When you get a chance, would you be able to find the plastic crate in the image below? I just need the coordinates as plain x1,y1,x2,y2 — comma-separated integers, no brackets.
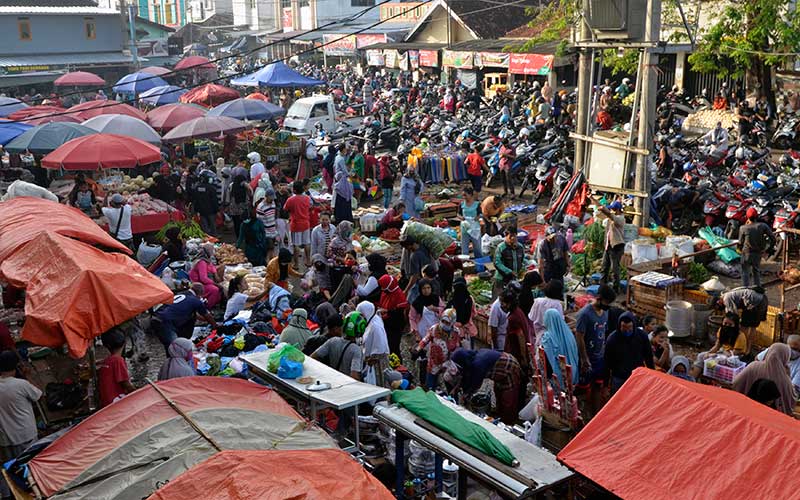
474,256,492,272
703,357,746,384
359,213,382,233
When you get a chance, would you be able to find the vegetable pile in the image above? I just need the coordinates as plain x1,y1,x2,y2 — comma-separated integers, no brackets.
380,228,401,240
467,278,493,305
155,220,207,241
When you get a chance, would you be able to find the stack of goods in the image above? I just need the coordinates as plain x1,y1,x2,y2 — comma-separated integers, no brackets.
401,221,454,258
682,109,736,133
408,151,467,184
223,263,266,297
193,323,278,377
125,193,177,216
467,277,493,306
629,272,685,321
703,355,746,384
216,243,248,266
358,236,393,256
407,440,436,478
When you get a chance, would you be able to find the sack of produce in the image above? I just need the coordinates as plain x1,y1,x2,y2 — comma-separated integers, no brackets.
401,221,454,258
267,344,305,373
697,227,739,263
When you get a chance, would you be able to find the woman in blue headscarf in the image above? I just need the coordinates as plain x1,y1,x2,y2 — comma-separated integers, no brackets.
333,171,354,223
540,308,579,387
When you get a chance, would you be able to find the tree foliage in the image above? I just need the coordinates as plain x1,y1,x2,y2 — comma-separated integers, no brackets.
516,0,575,56
601,49,639,76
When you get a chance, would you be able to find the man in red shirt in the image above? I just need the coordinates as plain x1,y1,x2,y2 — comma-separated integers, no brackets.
283,180,312,269
98,330,135,407
465,144,487,193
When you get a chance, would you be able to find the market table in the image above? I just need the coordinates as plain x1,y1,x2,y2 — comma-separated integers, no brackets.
99,211,184,234
241,347,390,453
374,396,574,500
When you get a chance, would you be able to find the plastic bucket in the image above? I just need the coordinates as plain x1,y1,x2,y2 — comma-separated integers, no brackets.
665,300,694,337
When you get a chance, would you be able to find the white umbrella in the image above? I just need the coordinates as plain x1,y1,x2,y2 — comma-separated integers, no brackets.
82,114,162,145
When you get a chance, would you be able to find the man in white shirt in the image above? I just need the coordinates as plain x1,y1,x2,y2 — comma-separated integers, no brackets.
102,193,133,250
247,151,265,180
488,296,509,351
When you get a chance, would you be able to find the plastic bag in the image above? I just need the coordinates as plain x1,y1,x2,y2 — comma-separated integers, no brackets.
277,357,303,379
364,365,377,386
267,344,306,373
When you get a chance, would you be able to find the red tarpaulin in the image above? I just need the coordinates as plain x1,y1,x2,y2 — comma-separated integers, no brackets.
150,449,394,500
28,377,337,498
174,55,215,70
180,84,240,108
508,53,554,75
558,368,800,500
68,100,147,121
0,197,130,263
0,231,172,358
41,133,161,170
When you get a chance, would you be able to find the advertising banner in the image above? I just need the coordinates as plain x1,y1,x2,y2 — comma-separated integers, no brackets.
323,34,357,56
442,50,473,69
508,53,554,75
419,49,438,67
356,34,386,49
475,51,509,68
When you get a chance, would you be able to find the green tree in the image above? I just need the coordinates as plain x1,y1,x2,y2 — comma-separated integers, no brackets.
688,0,800,101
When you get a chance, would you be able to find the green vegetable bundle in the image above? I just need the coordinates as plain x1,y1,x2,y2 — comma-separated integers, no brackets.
467,279,493,305
155,220,207,242
583,222,606,260
401,221,454,258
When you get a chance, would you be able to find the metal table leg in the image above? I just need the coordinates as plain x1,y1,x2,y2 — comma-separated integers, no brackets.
354,404,360,453
435,454,443,493
395,432,406,499
457,467,467,500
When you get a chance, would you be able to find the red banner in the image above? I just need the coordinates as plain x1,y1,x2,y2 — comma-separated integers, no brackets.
418,49,438,67
282,7,292,29
355,34,386,49
323,34,356,56
508,53,554,75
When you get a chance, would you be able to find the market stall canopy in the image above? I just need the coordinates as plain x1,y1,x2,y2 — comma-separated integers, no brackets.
558,368,800,500
140,66,171,77
5,122,96,154
28,377,337,498
0,197,130,264
174,55,216,70
41,134,161,170
0,231,171,357
146,102,207,132
150,449,394,500
244,92,270,102
139,85,187,106
207,98,285,121
7,105,66,121
230,61,324,87
162,115,248,143
179,83,240,107
53,71,105,87
82,114,161,145
20,113,81,126
113,71,168,95
69,101,147,121
0,120,33,145
0,97,29,118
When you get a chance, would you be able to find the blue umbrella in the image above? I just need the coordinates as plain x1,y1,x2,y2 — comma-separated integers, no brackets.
139,85,187,106
0,97,29,118
0,121,33,145
113,72,168,95
208,98,285,121
5,122,96,154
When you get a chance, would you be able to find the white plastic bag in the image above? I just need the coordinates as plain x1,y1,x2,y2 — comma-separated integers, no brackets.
364,365,377,386
518,393,541,422
2,180,59,202
520,394,543,446
524,418,542,447
417,307,438,338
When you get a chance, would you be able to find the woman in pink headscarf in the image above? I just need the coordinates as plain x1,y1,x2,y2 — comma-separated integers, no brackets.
189,243,222,308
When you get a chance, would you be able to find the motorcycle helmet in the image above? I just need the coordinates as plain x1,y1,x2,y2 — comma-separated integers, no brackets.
780,153,793,167
682,161,694,172
461,129,471,139
518,127,530,140
544,128,557,142
735,147,747,161
343,311,366,339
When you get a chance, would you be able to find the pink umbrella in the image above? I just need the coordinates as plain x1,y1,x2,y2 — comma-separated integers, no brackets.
174,56,215,71
41,134,161,170
54,71,105,87
146,103,207,132
69,101,147,121
7,105,66,121
179,84,239,108
140,66,171,77
22,113,82,126
162,116,248,143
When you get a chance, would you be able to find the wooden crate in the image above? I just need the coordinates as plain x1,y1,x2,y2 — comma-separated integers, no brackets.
754,306,782,348
683,288,713,307
474,313,491,345
628,281,684,322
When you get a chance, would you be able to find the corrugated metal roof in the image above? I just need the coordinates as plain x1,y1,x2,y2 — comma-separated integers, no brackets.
0,6,119,14
0,51,132,67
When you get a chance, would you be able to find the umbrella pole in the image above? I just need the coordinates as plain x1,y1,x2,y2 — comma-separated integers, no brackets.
145,378,223,451
88,344,98,412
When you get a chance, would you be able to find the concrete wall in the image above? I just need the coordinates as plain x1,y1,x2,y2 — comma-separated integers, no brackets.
0,13,123,55
411,5,474,43
314,0,379,26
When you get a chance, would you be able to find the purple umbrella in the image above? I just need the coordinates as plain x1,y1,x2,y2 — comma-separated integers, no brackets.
161,116,248,143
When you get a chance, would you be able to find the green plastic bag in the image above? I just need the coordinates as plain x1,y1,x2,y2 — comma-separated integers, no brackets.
698,227,740,263
267,344,306,373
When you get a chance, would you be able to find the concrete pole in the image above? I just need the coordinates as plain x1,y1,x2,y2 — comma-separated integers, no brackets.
633,0,661,226
574,0,592,173
128,5,139,70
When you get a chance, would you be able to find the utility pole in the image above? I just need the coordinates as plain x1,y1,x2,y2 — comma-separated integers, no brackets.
633,0,661,226
128,4,139,69
574,0,591,173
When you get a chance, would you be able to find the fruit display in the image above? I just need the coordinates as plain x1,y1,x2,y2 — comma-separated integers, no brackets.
682,109,736,132
380,228,401,240
100,175,155,195
215,243,248,266
126,193,177,216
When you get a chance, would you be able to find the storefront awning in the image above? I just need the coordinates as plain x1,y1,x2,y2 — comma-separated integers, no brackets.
0,51,134,72
0,71,62,88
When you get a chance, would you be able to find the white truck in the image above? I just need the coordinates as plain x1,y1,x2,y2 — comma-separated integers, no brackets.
282,95,361,138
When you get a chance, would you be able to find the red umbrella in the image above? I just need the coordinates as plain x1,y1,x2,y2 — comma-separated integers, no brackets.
245,92,270,102
162,116,248,143
21,113,81,126
146,103,207,132
179,84,239,108
69,101,147,121
174,56,215,71
140,66,171,77
41,134,161,170
54,71,105,87
7,105,66,121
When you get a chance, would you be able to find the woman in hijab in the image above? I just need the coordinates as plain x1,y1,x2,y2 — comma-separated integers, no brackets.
237,204,268,266
733,343,797,415
334,170,354,223
668,355,696,382
357,301,390,387
158,338,195,381
416,308,461,390
378,275,408,357
451,348,522,424
447,276,477,347
188,243,222,307
400,167,420,218
327,220,354,265
266,247,301,290
409,278,444,340
164,226,184,262
356,253,387,303
280,308,313,348
541,308,579,387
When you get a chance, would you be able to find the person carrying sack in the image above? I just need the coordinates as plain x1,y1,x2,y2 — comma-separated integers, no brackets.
103,193,134,251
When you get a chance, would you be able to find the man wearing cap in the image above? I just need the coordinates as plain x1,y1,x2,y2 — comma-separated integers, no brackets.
537,225,570,283
598,200,625,292
0,351,42,498
102,192,133,250
738,207,775,287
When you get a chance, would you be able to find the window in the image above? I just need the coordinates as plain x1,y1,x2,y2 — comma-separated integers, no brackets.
165,2,174,24
85,17,96,39
311,103,328,118
280,0,291,7
153,4,160,23
351,0,374,6
18,17,31,41
248,0,255,9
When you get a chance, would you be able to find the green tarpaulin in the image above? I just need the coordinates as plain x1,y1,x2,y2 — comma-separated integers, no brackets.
391,388,516,466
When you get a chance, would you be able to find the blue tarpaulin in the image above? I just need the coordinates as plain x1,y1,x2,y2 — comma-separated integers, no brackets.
230,62,324,88
0,120,33,145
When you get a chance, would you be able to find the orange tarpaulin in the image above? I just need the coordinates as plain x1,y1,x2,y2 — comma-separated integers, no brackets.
149,449,394,500
558,368,800,500
0,232,172,358
0,197,130,263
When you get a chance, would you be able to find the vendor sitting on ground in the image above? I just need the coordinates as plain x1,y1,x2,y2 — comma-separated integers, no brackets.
155,283,218,348
690,312,748,379
280,308,313,348
756,334,800,393
189,243,223,308
261,281,293,324
158,338,196,381
266,248,302,290
378,202,405,233
650,325,673,371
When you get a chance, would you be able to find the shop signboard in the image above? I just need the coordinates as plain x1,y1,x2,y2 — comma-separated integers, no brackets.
475,51,509,68
508,53,554,75
442,50,473,69
282,7,293,31
384,50,398,68
356,34,386,49
408,50,420,69
419,49,438,67
323,34,357,56
367,50,385,66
